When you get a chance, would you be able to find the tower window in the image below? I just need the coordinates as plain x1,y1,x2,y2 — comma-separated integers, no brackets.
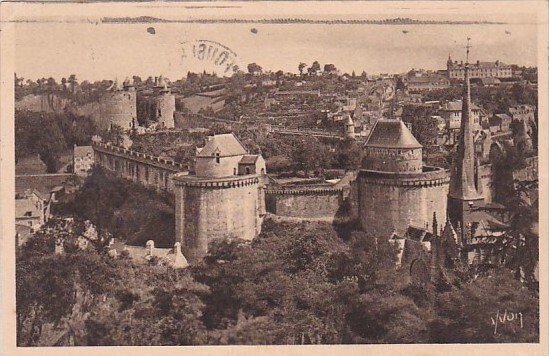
215,153,220,164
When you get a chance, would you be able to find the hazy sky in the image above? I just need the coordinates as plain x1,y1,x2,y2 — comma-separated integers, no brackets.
7,1,540,82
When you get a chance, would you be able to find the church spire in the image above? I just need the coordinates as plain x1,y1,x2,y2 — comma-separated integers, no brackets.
448,38,482,202
447,39,484,241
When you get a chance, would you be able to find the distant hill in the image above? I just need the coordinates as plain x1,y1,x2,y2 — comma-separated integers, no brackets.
102,17,505,25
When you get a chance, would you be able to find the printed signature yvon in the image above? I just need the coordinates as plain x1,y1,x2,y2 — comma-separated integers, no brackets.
491,310,524,335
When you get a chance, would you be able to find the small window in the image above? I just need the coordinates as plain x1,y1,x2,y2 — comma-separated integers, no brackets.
215,153,220,164
233,168,237,175
245,167,251,174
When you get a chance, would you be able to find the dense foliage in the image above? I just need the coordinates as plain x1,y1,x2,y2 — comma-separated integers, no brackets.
15,110,99,172
56,166,175,248
17,215,539,345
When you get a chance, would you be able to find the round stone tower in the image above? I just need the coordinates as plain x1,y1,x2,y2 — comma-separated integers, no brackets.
357,119,449,238
100,79,137,131
153,76,176,129
173,133,266,263
344,114,355,139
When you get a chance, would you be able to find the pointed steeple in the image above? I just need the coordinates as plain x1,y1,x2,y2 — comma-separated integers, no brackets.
448,39,483,202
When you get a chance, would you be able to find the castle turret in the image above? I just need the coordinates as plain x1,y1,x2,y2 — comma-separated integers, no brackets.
152,76,175,129
100,78,137,132
344,114,355,139
173,133,266,263
447,40,485,243
357,119,449,238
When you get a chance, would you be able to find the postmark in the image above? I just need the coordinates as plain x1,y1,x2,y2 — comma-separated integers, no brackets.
181,39,240,76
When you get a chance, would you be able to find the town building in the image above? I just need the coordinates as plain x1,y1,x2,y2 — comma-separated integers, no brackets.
15,189,49,231
488,113,513,135
405,70,450,92
73,145,94,176
439,100,485,145
509,104,536,124
172,133,267,262
447,56,513,80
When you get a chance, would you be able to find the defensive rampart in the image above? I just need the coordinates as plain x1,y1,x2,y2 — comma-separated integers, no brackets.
92,143,187,192
265,186,347,220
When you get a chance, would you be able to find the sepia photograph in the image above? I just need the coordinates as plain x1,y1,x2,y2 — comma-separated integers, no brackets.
0,1,547,353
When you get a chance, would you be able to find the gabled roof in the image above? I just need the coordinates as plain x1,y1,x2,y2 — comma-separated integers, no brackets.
405,225,434,242
15,174,73,198
365,119,422,149
239,155,260,165
15,199,41,219
197,133,247,158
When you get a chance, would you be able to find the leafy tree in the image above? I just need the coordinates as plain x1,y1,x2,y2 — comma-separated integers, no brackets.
247,63,262,75
430,269,539,343
401,105,439,146
308,61,321,75
298,62,307,76
335,139,363,170
324,64,337,73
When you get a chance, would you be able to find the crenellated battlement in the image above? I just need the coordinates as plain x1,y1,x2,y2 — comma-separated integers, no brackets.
359,166,450,187
264,186,343,195
93,142,186,172
173,174,260,189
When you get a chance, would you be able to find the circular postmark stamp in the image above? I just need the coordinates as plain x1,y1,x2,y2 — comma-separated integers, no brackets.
180,39,241,76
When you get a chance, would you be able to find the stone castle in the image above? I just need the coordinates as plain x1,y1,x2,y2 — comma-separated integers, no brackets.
92,50,536,268
95,77,176,133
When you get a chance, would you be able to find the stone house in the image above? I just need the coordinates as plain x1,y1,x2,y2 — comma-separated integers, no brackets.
73,145,94,176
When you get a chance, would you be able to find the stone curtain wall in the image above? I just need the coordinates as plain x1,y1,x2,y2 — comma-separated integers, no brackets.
265,188,345,220
93,143,186,192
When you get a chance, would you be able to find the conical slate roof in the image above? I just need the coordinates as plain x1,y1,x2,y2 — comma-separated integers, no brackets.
365,119,422,149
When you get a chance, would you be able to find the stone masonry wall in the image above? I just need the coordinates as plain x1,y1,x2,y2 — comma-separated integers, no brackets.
265,188,345,219
174,177,260,262
93,143,186,192
358,169,449,238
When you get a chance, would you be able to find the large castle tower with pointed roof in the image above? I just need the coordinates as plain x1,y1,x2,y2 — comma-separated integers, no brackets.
357,119,450,238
